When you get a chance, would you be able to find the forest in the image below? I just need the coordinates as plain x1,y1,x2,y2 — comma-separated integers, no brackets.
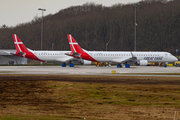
0,0,180,55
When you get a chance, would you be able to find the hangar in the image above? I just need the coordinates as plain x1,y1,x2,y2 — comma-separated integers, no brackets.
0,50,27,65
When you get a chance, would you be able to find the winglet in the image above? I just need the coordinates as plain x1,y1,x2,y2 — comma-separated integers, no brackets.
130,51,137,60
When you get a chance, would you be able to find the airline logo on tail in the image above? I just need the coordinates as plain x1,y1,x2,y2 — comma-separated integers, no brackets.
13,34,23,52
12,34,29,54
12,34,44,62
67,34,84,53
68,34,78,53
67,34,97,62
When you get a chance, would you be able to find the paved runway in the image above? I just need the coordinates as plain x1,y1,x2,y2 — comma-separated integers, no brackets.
0,65,179,76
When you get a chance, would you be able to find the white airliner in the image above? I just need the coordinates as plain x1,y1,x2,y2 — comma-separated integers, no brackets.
11,34,91,66
66,34,178,67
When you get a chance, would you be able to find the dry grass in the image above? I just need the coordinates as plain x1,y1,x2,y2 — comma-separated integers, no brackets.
0,74,180,120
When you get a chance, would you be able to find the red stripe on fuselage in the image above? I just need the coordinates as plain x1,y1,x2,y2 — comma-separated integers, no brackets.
70,51,97,62
26,51,45,62
81,52,97,62
16,50,45,62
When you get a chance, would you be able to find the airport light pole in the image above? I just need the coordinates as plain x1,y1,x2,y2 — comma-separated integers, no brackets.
134,3,139,51
106,43,108,51
38,8,46,51
52,43,54,51
52,43,54,64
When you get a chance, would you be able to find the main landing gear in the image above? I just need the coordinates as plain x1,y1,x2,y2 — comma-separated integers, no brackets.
61,63,66,67
61,63,74,67
117,64,130,68
125,64,130,68
69,63,74,67
117,64,123,68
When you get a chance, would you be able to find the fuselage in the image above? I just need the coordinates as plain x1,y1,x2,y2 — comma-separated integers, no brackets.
30,50,72,62
83,51,178,63
27,50,91,65
67,34,178,64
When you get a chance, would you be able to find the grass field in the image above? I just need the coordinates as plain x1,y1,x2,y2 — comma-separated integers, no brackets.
0,75,180,120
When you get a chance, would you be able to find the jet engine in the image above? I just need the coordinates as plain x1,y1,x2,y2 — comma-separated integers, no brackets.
80,60,92,65
136,60,148,66
71,59,92,65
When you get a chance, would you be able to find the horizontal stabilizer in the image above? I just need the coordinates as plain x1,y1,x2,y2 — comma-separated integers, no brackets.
10,52,16,55
65,52,80,57
130,52,137,60
3,51,16,55
16,51,26,57
71,52,80,56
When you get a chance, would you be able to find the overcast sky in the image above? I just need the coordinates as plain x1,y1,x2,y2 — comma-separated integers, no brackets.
0,0,141,27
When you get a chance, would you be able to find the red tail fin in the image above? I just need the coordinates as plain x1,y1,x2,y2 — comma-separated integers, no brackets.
12,34,29,53
67,34,84,53
67,34,97,62
12,34,45,62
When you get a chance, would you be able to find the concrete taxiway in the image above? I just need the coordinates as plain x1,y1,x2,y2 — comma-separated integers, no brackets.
0,65,179,76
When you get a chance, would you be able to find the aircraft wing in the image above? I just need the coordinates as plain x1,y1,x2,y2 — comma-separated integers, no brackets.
16,51,25,56
56,57,80,63
111,56,137,64
4,50,25,56
56,58,72,63
2,51,16,55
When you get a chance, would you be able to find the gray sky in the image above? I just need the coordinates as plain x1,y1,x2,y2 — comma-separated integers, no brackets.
0,0,141,27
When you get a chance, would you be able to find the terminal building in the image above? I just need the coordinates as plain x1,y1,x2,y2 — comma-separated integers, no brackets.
0,50,27,65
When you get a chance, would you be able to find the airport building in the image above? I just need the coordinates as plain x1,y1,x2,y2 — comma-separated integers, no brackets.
0,50,27,65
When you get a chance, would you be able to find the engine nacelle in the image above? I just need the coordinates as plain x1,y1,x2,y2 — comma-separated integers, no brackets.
70,59,92,65
136,60,148,66
81,60,92,65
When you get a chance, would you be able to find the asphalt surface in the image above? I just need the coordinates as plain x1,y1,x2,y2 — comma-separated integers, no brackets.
0,65,180,76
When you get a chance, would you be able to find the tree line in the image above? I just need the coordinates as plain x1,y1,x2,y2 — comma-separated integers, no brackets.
0,0,180,55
